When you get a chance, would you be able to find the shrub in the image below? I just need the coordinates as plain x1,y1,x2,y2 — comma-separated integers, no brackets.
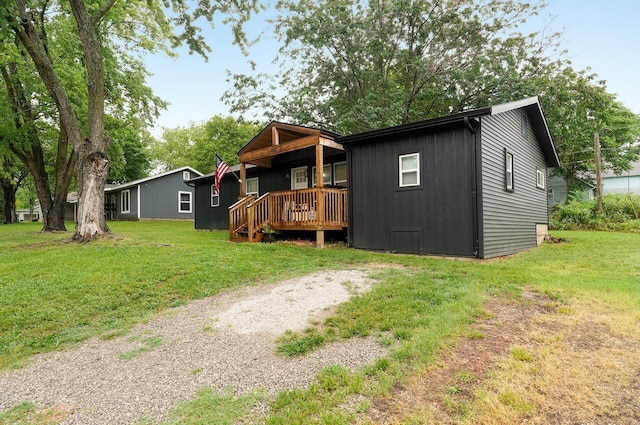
550,194,640,232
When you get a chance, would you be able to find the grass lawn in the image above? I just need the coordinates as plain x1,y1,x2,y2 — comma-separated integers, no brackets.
1,222,639,424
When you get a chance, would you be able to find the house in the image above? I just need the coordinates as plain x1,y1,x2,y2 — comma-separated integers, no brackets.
602,161,640,195
191,97,559,259
190,122,347,246
547,173,594,207
105,166,202,220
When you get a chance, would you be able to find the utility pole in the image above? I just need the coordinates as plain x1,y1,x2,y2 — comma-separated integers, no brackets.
594,128,603,213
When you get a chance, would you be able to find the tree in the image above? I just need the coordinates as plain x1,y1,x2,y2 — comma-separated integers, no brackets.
223,0,640,195
528,67,640,197
0,152,28,224
224,0,560,133
150,116,262,173
2,0,258,241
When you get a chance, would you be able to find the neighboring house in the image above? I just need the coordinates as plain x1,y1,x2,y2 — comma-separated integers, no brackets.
192,97,559,259
547,173,594,207
16,208,40,222
105,166,202,220
602,161,640,195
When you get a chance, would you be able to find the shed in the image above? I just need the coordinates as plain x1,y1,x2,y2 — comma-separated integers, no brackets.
338,97,560,258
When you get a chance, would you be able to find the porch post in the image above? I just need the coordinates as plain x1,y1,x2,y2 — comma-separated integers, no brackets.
240,163,246,197
315,143,325,248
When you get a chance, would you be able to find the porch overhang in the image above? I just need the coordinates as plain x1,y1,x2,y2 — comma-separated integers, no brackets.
238,121,344,167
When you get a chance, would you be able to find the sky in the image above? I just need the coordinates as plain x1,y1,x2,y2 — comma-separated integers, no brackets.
144,0,640,136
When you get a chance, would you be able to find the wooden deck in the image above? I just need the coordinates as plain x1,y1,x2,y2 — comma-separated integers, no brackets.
229,188,347,243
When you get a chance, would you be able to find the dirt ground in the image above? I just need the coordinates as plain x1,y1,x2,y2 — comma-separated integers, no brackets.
359,290,640,425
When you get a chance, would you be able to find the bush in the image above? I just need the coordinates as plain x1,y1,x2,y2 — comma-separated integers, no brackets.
550,194,640,232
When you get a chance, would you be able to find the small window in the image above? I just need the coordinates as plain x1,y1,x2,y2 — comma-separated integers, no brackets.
505,150,514,191
334,162,347,187
399,153,420,187
536,169,546,189
548,189,554,199
178,191,192,213
211,184,220,207
246,177,259,196
121,189,130,213
183,171,190,180
312,164,332,187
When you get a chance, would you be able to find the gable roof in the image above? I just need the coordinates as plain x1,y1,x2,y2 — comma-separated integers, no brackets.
105,166,202,192
338,96,560,167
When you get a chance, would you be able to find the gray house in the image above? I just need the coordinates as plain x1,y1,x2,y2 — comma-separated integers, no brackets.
105,166,202,220
339,97,559,258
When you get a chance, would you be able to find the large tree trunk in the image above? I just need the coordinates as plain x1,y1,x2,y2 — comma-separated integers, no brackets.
74,142,110,240
1,179,18,224
69,0,114,241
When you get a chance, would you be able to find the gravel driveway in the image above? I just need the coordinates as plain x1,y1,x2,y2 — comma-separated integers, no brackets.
0,269,388,424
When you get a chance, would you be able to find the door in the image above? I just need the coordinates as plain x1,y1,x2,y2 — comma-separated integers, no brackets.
291,166,308,190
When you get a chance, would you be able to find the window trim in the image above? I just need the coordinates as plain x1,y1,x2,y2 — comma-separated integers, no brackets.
505,150,514,192
178,191,192,214
246,177,259,197
333,161,347,186
210,184,220,207
121,189,130,214
399,153,420,188
536,169,546,190
182,170,190,180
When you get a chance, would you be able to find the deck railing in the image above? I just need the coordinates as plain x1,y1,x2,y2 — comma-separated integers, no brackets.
229,188,347,242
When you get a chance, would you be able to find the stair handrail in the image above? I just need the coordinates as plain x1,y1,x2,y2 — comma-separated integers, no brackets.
228,194,255,237
246,192,271,242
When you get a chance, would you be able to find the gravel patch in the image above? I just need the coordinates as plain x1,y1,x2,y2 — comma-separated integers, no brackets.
0,269,388,424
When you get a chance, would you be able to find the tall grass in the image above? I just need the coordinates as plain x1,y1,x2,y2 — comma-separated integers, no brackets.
550,193,640,232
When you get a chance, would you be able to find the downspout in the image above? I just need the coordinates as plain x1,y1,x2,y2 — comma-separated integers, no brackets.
465,117,482,258
137,184,141,220
344,145,354,247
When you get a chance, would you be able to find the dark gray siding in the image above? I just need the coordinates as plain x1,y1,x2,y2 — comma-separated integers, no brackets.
139,171,195,219
480,110,549,258
348,124,476,256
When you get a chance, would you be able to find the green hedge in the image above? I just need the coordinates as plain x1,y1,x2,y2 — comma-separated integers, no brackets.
550,194,640,232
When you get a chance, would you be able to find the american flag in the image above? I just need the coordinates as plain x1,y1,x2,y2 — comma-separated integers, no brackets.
214,154,230,194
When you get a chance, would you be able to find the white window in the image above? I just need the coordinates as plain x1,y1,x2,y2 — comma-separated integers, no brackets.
399,153,419,187
312,164,332,187
183,171,190,180
505,151,514,191
334,162,347,186
211,184,219,207
178,191,192,213
121,189,130,213
246,177,259,196
536,169,546,189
